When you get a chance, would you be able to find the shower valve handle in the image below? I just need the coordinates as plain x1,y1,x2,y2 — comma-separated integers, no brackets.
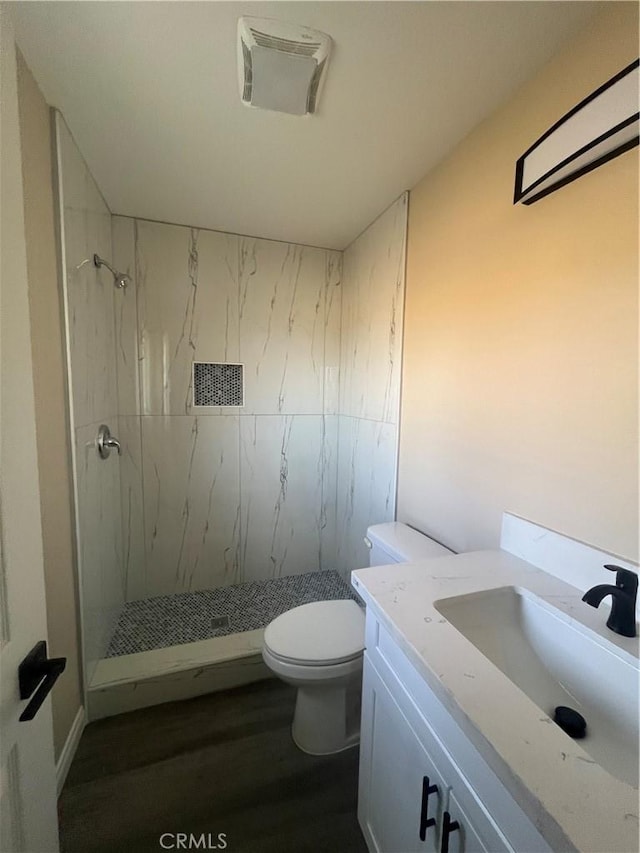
106,436,122,455
97,424,122,459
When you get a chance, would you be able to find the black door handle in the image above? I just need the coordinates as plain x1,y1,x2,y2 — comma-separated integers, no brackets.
18,641,66,722
419,775,438,841
440,810,460,853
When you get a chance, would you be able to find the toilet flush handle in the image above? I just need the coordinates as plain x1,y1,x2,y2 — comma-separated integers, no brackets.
364,537,372,549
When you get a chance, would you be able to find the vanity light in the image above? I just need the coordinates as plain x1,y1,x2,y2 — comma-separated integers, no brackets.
514,58,639,205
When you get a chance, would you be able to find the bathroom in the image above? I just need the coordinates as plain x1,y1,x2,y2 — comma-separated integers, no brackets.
1,1,638,852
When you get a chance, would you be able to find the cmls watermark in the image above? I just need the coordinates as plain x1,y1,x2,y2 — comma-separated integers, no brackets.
160,833,227,850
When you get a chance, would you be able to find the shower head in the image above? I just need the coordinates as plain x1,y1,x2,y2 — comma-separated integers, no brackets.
93,254,129,289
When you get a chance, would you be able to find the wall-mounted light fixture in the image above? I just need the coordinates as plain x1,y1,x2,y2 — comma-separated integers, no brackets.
514,59,639,205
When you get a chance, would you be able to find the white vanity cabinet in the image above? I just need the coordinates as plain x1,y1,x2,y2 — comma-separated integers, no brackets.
359,657,446,852
358,611,552,853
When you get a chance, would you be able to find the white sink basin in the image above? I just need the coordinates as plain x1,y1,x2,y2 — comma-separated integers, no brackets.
434,585,639,787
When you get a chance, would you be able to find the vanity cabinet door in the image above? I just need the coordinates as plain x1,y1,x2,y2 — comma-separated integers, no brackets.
359,656,446,853
441,789,499,853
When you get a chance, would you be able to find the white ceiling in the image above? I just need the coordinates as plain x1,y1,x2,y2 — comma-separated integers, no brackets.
11,1,600,249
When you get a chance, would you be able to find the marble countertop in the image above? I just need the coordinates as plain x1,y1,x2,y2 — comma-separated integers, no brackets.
352,550,639,853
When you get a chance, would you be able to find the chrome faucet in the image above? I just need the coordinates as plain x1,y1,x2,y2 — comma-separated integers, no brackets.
582,565,637,638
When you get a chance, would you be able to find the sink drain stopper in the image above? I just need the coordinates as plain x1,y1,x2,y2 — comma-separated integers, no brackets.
554,706,587,739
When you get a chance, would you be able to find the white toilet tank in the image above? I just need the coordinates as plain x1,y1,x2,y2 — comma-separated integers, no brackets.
365,522,453,566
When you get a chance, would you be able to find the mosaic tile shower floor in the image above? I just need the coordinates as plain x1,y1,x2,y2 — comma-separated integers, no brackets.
106,570,359,657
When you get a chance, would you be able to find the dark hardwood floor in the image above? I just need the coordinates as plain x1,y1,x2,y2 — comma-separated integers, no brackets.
59,679,368,853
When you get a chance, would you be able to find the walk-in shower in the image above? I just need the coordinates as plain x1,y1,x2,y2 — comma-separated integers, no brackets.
55,109,407,720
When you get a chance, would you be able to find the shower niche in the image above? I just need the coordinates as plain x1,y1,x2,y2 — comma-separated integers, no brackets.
192,362,245,408
55,110,407,719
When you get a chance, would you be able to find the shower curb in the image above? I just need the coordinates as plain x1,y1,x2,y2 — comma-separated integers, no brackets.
87,629,270,721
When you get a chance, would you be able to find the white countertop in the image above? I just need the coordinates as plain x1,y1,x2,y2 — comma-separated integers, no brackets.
352,550,639,853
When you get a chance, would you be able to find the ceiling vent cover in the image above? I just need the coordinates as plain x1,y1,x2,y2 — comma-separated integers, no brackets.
238,17,332,116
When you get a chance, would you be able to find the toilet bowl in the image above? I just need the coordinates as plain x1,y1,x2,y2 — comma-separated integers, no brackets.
262,523,454,755
263,599,365,755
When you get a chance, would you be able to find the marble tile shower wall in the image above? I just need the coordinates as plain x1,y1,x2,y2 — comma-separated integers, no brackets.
336,193,408,575
111,216,342,599
56,115,125,682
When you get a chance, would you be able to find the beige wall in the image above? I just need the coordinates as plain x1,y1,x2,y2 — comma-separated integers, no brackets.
398,5,639,561
17,52,83,760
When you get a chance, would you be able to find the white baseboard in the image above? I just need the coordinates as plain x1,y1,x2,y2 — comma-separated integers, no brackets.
56,705,85,796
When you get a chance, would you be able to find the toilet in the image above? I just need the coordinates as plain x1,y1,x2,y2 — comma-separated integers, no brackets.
262,522,453,755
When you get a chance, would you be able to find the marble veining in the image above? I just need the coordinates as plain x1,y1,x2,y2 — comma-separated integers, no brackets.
137,219,239,416
88,630,270,720
239,414,326,582
239,238,330,415
336,417,398,577
141,415,241,596
56,114,125,684
74,420,124,682
111,216,139,417
117,415,145,601
113,216,345,598
340,194,407,424
110,217,147,603
319,414,339,570
323,252,342,415
61,210,118,428
335,194,408,579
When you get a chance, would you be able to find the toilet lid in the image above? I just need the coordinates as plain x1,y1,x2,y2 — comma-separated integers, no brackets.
264,600,365,665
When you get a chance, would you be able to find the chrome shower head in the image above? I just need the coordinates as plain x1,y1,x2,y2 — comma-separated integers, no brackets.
93,254,129,289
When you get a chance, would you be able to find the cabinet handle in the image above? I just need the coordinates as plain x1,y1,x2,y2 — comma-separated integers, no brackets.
440,811,460,853
419,775,438,841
